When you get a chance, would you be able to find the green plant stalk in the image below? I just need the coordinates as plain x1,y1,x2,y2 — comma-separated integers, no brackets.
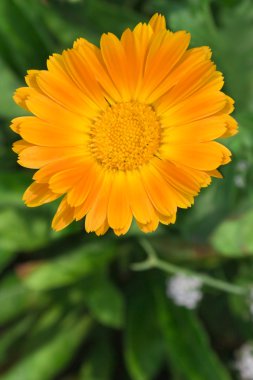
131,239,247,296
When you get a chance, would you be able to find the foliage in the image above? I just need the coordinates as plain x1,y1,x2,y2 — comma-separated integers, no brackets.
0,0,253,378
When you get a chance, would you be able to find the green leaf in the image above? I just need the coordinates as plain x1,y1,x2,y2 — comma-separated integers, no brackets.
124,274,165,380
0,58,23,118
0,316,34,364
0,275,43,325
84,275,124,328
0,0,52,75
0,207,53,254
25,243,117,290
79,330,114,380
0,250,17,273
0,172,55,254
210,209,253,257
154,274,232,380
47,0,142,45
1,315,91,380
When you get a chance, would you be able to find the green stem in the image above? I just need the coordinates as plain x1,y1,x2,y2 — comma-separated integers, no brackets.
131,239,247,296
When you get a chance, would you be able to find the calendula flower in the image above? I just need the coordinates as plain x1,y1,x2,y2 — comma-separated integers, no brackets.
11,14,237,236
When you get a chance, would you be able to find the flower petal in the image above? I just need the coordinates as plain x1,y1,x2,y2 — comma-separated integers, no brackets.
23,182,60,207
107,172,132,231
160,141,231,170
52,197,75,231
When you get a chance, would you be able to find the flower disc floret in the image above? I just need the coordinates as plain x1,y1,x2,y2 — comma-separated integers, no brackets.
90,102,161,171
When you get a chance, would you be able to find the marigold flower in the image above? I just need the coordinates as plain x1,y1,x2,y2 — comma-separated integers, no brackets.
11,14,238,236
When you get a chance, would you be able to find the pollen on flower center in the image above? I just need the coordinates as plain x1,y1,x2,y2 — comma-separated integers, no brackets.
90,102,161,171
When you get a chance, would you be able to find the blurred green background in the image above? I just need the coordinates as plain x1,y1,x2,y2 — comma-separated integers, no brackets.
1,0,253,379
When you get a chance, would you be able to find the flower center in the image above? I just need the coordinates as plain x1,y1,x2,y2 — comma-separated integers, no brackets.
90,102,161,171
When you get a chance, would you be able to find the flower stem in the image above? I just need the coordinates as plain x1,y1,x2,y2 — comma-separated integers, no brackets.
131,238,247,296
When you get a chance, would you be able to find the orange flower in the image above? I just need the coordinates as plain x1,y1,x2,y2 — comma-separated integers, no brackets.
11,14,237,236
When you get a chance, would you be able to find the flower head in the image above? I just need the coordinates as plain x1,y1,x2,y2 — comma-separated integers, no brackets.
11,14,237,236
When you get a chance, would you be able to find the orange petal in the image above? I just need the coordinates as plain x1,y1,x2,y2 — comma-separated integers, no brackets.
74,167,105,221
159,90,228,126
18,146,84,169
25,70,44,94
67,162,100,207
100,33,130,101
207,169,223,178
147,46,211,103
160,141,231,170
107,172,132,231
12,139,33,154
10,116,30,134
36,70,99,118
126,170,156,224
137,216,159,233
157,212,176,225
156,60,219,110
85,171,112,233
75,37,121,103
162,117,227,144
52,197,75,231
120,22,156,100
23,182,60,207
62,49,107,110
221,114,238,137
13,87,32,111
138,30,190,102
153,160,195,207
94,219,110,236
18,116,89,147
141,164,177,216
149,13,166,33
33,155,88,183
49,165,87,195
26,93,90,132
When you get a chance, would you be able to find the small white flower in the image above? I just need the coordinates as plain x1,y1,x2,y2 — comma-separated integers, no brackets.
166,273,203,309
248,288,253,317
236,160,248,173
234,174,246,188
235,343,253,380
